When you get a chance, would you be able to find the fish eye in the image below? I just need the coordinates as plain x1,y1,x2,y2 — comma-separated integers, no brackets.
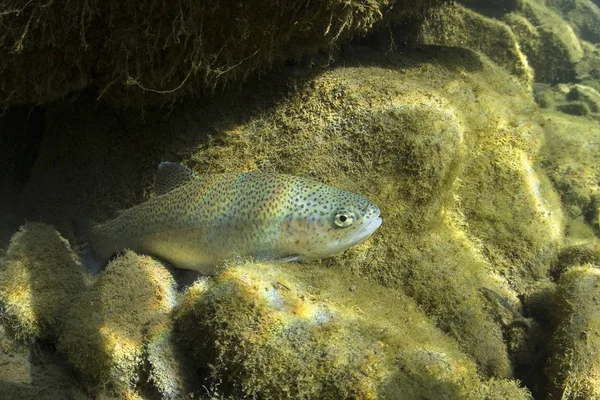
334,210,355,227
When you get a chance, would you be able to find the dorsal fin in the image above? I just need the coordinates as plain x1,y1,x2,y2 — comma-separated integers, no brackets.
155,162,199,195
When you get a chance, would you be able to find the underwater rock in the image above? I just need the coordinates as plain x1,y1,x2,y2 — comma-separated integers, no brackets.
574,41,600,90
539,110,600,231
56,251,177,394
546,0,600,44
547,266,600,399
555,242,600,278
176,261,532,399
0,223,89,342
503,0,584,83
557,101,591,116
418,4,533,85
190,55,562,378
534,87,555,109
566,84,600,112
145,316,199,399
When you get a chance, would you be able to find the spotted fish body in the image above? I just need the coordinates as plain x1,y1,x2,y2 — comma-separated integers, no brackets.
89,162,382,274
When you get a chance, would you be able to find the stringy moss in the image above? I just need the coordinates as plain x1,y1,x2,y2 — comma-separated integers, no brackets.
0,0,450,108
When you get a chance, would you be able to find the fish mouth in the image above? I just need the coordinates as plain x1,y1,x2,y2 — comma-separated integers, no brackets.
349,215,382,246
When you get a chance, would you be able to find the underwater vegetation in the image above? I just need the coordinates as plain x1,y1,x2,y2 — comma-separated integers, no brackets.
1,0,600,399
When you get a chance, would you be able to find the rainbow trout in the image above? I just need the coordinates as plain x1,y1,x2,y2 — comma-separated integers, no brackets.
87,162,382,274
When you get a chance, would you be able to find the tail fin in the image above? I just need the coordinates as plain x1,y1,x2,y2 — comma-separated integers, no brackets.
72,219,107,275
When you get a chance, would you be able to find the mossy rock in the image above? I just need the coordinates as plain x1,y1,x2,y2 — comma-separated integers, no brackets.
0,223,90,342
567,84,600,112
56,251,177,394
503,0,584,83
555,241,600,278
145,316,200,399
418,4,533,84
546,0,600,44
539,110,600,231
546,265,600,399
557,101,591,116
575,41,600,85
176,261,531,399
534,88,555,108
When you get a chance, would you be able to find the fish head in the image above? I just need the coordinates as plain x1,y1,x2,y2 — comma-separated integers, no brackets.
283,186,382,260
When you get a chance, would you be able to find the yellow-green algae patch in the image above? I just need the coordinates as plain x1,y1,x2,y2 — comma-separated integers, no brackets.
176,261,531,399
547,265,600,399
56,251,177,394
0,222,90,342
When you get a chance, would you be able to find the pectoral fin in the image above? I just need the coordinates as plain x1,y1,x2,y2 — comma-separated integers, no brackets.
273,255,300,263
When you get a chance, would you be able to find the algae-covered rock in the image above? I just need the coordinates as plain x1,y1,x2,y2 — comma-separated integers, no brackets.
0,223,89,342
557,101,592,116
182,53,561,376
176,261,531,399
533,82,600,120
418,4,533,84
575,41,600,87
503,0,584,83
547,0,600,44
0,0,451,107
57,251,177,393
539,110,600,229
547,266,600,399
555,241,600,277
145,316,199,399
